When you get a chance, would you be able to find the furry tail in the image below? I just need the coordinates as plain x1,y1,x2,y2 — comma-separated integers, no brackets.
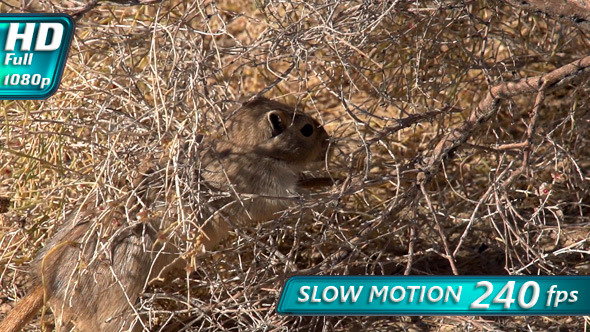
0,285,45,332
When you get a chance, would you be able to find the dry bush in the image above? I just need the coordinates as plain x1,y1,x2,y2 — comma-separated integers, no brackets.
0,0,589,331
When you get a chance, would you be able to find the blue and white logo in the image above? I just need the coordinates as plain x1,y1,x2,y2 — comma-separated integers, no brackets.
0,14,74,99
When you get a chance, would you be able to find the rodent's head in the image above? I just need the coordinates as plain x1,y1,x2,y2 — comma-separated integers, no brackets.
225,97,330,171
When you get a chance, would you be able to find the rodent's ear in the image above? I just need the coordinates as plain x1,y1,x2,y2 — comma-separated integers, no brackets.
267,111,286,137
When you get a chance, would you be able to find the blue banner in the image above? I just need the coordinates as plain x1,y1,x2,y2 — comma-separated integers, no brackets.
0,14,74,99
277,276,590,315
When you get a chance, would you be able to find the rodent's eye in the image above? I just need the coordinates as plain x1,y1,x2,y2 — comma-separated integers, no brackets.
300,124,314,137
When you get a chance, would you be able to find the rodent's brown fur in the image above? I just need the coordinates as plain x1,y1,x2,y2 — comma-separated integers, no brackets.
0,97,330,332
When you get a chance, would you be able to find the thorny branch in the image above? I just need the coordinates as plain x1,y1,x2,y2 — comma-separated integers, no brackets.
502,0,590,32
305,55,590,275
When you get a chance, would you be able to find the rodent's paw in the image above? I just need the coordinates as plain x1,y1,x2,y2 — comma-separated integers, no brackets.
195,235,208,254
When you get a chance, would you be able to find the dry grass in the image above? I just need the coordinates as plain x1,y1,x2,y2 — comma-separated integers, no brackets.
0,0,589,331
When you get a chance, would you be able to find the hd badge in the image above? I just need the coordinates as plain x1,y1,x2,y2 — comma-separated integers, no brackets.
0,14,74,99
